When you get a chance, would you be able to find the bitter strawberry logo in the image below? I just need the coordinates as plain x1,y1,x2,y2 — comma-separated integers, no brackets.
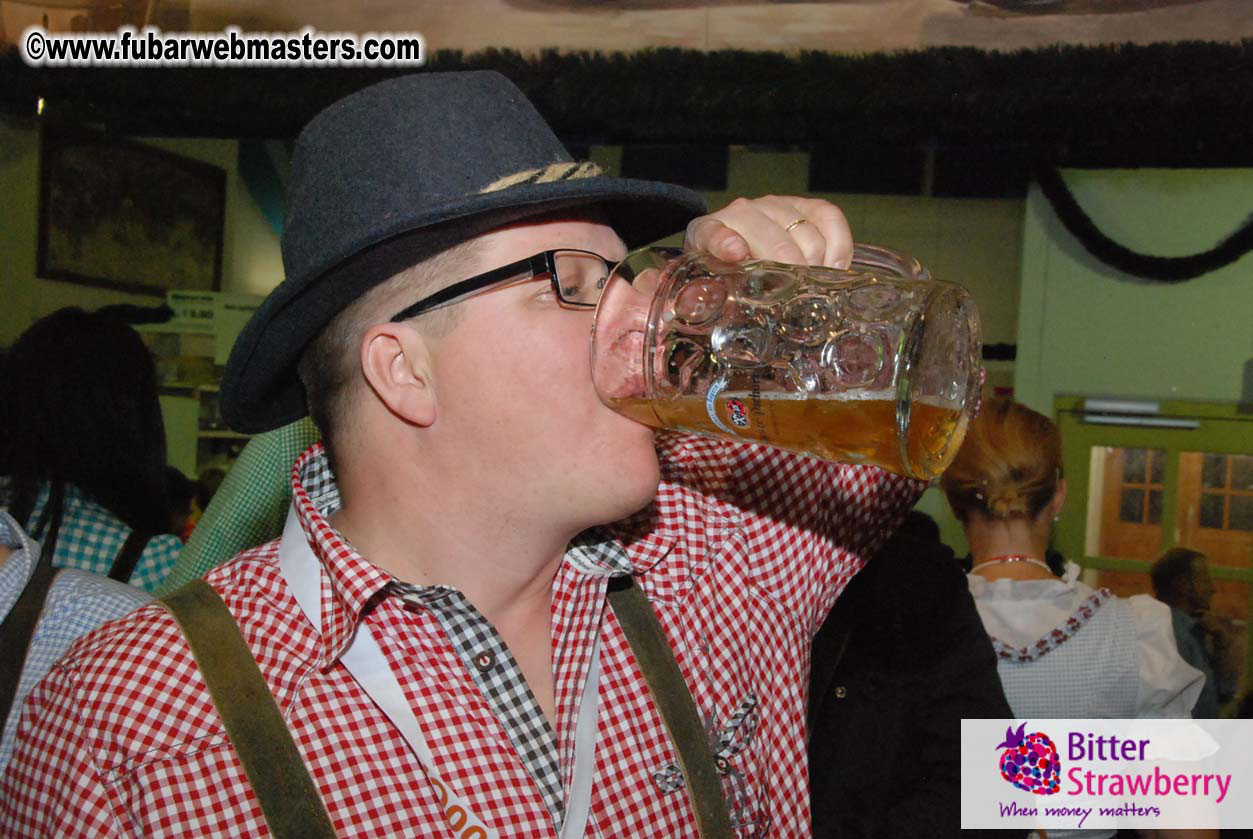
996,722,1061,795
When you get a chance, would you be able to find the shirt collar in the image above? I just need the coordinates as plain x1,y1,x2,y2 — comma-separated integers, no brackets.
289,444,393,668
287,443,677,667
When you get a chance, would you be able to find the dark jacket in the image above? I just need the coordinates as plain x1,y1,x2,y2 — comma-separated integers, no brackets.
807,528,1023,839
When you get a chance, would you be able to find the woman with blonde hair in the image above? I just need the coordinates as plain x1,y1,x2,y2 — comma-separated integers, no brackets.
942,399,1201,718
941,400,1203,839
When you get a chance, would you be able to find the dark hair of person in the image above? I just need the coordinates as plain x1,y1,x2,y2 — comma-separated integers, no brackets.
0,308,171,557
196,466,227,512
896,510,942,544
1236,690,1253,720
165,466,197,520
1150,546,1207,607
1044,547,1066,578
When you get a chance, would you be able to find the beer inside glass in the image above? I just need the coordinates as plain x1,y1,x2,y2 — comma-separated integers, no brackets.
590,245,982,480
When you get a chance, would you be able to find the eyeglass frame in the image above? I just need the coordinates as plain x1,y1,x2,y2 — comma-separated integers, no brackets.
389,248,615,322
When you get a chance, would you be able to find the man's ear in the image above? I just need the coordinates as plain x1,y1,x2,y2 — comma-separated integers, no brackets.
359,322,437,427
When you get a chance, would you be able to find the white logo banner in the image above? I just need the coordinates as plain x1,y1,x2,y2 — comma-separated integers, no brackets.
961,719,1250,830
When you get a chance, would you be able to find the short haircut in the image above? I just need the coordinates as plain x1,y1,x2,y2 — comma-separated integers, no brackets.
1151,547,1207,606
941,399,1062,522
297,206,613,475
297,239,479,475
165,466,197,517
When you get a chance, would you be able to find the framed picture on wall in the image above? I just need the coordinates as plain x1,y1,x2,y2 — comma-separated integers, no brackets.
37,125,226,296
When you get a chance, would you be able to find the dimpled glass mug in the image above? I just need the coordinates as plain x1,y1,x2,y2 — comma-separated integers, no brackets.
590,244,982,480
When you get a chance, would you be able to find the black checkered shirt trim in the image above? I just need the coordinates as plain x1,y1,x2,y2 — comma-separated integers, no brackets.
300,455,633,826
388,580,565,822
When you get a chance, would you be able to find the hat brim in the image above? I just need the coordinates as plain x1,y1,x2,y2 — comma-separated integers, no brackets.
221,175,705,434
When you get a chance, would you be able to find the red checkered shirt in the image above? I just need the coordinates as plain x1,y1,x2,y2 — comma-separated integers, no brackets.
0,435,921,839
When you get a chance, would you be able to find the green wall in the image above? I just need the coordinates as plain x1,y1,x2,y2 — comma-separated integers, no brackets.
0,121,283,347
1015,168,1253,416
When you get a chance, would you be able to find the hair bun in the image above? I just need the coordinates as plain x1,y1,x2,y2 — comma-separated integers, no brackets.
985,490,1029,517
940,399,1063,524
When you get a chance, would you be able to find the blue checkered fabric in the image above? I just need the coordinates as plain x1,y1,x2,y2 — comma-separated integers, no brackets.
0,512,151,771
10,482,181,592
993,594,1139,720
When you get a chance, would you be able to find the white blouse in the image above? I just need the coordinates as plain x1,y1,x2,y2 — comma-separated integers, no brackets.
967,562,1203,719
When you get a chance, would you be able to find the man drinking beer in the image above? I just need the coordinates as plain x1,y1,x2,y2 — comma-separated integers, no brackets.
1,71,924,838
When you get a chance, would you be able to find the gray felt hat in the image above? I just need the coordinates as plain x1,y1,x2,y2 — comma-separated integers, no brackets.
221,70,706,433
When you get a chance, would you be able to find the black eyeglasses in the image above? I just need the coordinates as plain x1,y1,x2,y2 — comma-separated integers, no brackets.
389,249,615,322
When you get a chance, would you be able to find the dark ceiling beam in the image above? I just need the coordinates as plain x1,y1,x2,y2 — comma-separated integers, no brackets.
2,41,1251,168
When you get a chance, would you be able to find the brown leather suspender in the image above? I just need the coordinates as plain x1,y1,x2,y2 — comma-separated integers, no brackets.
159,581,338,839
160,575,732,839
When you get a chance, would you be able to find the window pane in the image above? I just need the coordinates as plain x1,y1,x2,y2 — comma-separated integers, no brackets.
1199,493,1225,529
1123,449,1147,484
1120,488,1145,523
1232,455,1253,491
1148,449,1165,485
1202,454,1227,489
1148,490,1163,524
1090,447,1165,561
1230,495,1253,532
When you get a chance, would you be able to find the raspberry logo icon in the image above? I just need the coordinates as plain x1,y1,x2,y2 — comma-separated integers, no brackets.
995,722,1060,795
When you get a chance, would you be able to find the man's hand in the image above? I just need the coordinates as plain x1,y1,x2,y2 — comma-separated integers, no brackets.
683,195,852,269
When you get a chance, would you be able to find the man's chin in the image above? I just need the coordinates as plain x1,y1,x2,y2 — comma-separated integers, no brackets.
595,459,661,528
628,469,663,513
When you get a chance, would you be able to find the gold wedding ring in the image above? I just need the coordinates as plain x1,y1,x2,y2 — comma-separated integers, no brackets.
785,218,810,233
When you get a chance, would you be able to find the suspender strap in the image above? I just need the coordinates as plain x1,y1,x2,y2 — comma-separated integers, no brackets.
158,576,728,839
607,576,734,839
159,580,338,839
108,529,151,583
0,549,58,733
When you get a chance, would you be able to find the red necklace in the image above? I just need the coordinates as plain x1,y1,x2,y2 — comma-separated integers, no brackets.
970,554,1052,574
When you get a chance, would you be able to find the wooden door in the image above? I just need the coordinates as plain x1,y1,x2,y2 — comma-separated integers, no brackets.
1097,447,1166,560
1055,397,1253,708
1178,452,1253,621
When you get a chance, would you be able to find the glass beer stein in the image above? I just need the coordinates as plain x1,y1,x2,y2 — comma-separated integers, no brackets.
590,245,982,480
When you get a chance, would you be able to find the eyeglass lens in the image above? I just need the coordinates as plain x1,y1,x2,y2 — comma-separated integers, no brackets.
554,250,611,306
